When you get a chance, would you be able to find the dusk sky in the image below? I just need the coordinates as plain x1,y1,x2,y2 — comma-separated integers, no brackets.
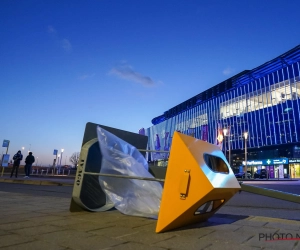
1,0,300,166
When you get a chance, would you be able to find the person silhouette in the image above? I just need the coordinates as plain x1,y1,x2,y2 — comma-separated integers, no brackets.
10,150,23,178
24,152,35,178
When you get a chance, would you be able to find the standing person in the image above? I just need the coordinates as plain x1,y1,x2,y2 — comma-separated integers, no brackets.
10,150,23,178
24,152,35,178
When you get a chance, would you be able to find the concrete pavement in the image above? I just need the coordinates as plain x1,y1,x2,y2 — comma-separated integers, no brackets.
0,175,74,186
0,176,299,249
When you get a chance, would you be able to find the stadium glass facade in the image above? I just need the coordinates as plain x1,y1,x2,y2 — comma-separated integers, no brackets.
144,45,300,179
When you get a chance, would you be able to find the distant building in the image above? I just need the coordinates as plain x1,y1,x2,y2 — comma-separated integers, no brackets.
145,45,300,179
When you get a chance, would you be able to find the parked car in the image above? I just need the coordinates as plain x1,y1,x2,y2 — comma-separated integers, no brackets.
254,169,267,179
235,171,251,179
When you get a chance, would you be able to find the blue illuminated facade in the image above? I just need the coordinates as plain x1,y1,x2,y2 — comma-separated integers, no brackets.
145,45,300,178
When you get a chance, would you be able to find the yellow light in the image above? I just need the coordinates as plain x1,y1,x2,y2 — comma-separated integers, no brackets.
217,134,224,143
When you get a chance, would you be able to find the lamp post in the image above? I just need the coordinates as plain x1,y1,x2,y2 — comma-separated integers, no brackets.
60,149,64,166
60,149,64,173
57,154,60,175
57,154,60,167
223,128,228,161
244,132,248,177
21,147,25,161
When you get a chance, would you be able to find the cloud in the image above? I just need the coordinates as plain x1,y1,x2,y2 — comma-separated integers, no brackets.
61,39,72,52
47,25,72,52
109,64,155,86
223,67,235,75
47,25,57,34
79,73,95,80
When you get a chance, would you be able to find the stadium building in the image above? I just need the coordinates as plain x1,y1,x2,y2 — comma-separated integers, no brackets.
143,45,300,179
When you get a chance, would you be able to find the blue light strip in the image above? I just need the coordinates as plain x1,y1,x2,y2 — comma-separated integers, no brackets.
196,106,198,137
273,71,282,145
294,62,300,142
209,101,213,143
264,76,271,145
236,87,242,149
248,80,256,147
228,90,234,150
246,82,253,148
183,108,186,134
230,93,233,150
207,100,212,143
285,67,293,143
279,69,288,144
243,84,247,147
259,78,267,146
267,74,276,144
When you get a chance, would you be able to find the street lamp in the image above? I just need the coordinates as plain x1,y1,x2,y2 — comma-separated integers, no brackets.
244,132,248,177
59,149,64,174
21,147,25,159
60,149,64,167
217,133,223,145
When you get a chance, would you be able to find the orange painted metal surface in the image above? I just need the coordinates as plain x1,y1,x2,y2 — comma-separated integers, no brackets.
156,132,240,233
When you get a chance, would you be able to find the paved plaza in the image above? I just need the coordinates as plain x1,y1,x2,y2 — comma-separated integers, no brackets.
0,176,299,249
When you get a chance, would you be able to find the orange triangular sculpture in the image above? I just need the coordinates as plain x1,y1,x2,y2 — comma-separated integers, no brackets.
156,132,240,233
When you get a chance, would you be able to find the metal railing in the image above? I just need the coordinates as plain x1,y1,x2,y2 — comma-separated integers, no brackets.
239,182,300,204
81,171,300,204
